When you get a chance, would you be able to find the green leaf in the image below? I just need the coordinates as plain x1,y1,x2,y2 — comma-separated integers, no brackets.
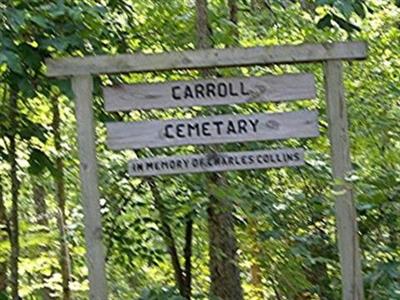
353,2,366,18
19,43,42,72
316,0,334,5
45,38,69,51
334,0,354,18
0,53,6,64
47,2,67,17
30,16,52,28
2,50,23,74
7,8,26,30
28,148,55,176
0,291,8,300
0,34,13,49
18,78,35,98
54,79,73,98
317,14,332,29
18,118,47,142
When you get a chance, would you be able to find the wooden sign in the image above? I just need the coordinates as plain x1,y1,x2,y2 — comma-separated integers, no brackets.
128,148,305,176
46,41,368,300
106,110,319,150
103,73,316,111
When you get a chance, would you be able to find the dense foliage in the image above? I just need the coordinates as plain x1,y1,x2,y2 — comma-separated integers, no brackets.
0,0,399,299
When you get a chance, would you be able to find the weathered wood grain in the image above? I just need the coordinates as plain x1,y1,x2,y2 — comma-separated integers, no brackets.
103,73,316,111
46,41,367,77
128,148,305,176
323,60,364,300
106,110,319,150
71,76,108,300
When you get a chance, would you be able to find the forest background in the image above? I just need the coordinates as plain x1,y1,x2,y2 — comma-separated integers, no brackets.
0,0,399,299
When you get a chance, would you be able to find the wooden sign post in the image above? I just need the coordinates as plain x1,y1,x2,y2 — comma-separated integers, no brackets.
46,41,367,300
71,76,108,300
324,60,364,299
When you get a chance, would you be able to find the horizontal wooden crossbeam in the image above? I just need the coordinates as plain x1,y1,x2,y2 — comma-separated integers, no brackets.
45,41,367,77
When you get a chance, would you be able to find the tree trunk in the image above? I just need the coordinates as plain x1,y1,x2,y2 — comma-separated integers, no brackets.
183,216,193,298
195,0,212,50
195,0,244,299
207,175,243,300
147,179,188,298
228,0,239,43
0,179,10,295
147,178,193,299
51,98,72,300
33,184,55,300
9,92,20,300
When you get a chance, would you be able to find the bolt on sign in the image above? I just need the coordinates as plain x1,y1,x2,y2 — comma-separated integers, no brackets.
45,41,368,300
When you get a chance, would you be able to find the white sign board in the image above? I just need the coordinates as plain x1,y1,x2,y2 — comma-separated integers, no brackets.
128,148,305,177
106,110,319,150
103,73,316,111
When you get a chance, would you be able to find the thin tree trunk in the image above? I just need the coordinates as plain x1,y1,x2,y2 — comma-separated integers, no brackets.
183,216,193,298
0,179,10,294
51,98,72,300
195,0,244,298
195,0,212,50
228,0,239,43
9,92,20,300
147,179,187,297
33,184,54,300
248,217,264,299
271,276,283,300
148,178,193,299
